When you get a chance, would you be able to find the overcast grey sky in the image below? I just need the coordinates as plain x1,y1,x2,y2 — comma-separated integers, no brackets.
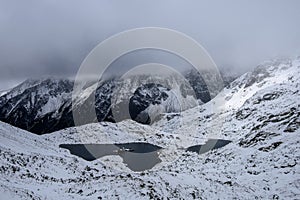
0,0,300,90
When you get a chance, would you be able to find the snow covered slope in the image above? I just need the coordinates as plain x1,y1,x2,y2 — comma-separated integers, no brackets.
0,57,299,199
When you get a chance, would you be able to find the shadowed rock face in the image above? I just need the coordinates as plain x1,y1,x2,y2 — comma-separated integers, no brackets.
0,79,75,134
129,83,170,124
0,70,233,134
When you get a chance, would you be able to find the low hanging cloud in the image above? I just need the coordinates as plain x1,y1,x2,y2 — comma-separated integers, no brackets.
0,0,300,90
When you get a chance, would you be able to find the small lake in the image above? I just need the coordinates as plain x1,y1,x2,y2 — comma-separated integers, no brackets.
186,139,231,154
59,142,162,172
60,139,231,171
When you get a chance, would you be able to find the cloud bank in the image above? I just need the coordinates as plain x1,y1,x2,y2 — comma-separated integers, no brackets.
0,0,300,90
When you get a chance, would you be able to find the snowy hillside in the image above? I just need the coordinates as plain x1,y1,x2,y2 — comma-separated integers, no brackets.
0,57,299,199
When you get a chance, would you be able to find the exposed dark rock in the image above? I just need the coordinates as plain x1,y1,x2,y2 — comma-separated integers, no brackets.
239,131,280,147
236,108,255,120
0,70,234,134
284,115,300,132
258,142,282,152
129,83,170,124
245,66,270,88
253,92,281,104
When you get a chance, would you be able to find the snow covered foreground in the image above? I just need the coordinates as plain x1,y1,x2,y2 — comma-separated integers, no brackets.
0,58,299,199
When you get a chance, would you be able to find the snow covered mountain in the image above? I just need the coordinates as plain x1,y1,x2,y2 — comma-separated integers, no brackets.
0,57,299,199
0,70,233,134
0,78,74,134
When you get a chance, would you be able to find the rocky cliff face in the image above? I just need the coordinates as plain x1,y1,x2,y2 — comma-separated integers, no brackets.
0,70,231,134
0,78,74,134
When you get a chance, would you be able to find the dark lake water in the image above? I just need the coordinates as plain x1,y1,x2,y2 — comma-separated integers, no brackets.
186,139,232,154
59,142,162,172
60,139,231,171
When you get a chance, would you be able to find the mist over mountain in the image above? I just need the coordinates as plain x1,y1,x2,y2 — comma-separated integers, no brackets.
1,1,300,90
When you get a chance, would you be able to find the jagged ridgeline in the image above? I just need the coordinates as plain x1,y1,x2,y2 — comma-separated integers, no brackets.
0,70,234,134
